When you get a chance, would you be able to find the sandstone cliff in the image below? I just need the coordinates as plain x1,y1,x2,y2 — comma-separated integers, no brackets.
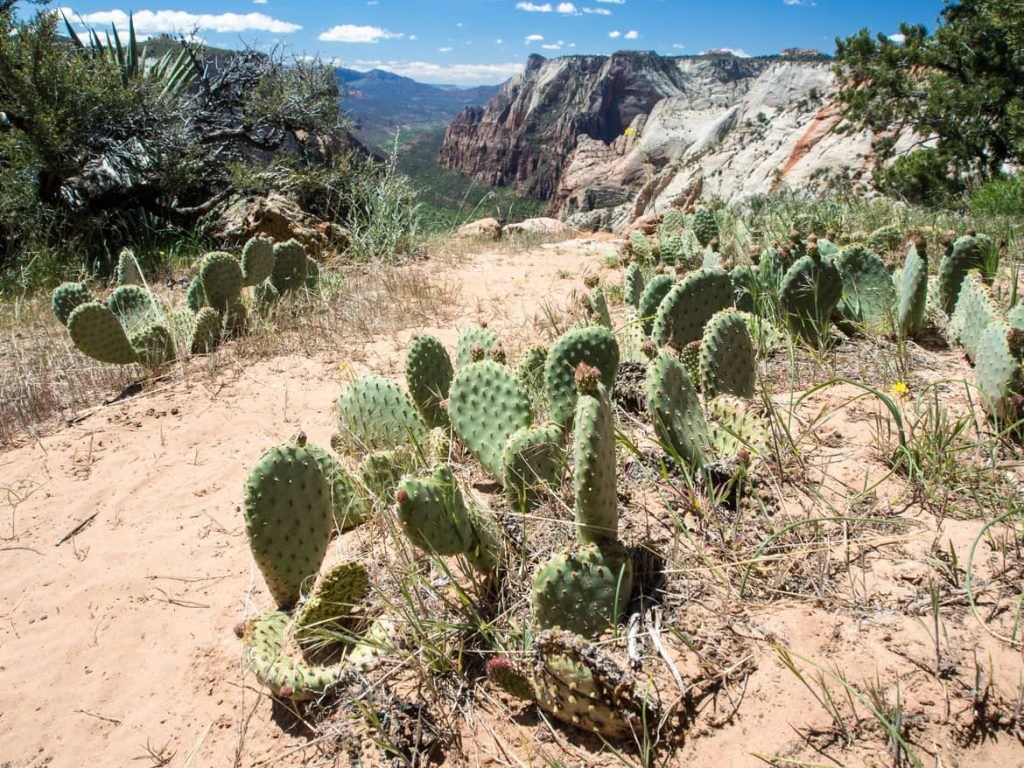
439,51,901,230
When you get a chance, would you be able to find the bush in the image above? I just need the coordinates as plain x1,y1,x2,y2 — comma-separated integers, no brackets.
873,149,966,207
970,175,1024,217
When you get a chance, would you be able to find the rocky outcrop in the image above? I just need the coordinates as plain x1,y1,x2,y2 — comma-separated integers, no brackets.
455,217,502,240
441,51,904,231
208,191,349,253
503,217,576,240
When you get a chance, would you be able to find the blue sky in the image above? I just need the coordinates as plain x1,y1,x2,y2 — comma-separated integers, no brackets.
43,1,948,84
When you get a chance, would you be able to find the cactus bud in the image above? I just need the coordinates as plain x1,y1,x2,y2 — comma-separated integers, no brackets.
574,362,602,395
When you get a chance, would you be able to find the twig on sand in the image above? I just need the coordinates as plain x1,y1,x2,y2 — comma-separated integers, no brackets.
76,708,122,725
55,511,98,546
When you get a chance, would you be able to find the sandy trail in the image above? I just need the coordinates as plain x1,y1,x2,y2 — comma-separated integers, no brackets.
0,240,609,768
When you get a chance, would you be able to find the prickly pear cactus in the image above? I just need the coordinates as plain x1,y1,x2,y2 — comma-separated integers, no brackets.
706,395,768,458
680,340,701,389
938,233,995,315
335,376,427,454
271,239,309,295
779,249,843,344
1010,305,1024,332
455,324,498,368
67,301,138,364
637,273,674,335
253,281,280,315
572,365,618,545
186,275,207,313
652,266,733,351
625,231,654,264
948,271,1000,363
359,447,415,504
833,246,896,334
730,264,757,313
115,248,142,286
544,325,620,425
486,630,658,739
395,464,501,573
305,443,369,532
658,231,687,266
291,560,371,650
532,543,634,639
867,224,902,254
107,284,153,323
659,208,686,236
406,335,453,428
897,239,929,337
586,287,613,329
197,252,243,313
242,611,348,701
449,360,532,478
699,308,756,399
190,307,222,354
692,207,719,248
624,263,645,309
975,322,1023,421
241,236,275,287
619,308,648,364
516,344,549,397
242,442,333,607
129,321,174,367
502,422,565,505
645,351,712,470
52,282,93,326
757,248,784,304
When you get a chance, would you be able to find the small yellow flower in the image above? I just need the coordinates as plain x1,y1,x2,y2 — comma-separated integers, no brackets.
624,126,635,137
891,381,909,399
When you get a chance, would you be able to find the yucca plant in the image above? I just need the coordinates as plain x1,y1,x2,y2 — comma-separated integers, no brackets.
61,11,198,98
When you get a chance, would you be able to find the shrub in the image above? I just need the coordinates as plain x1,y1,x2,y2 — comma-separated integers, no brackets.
970,175,1024,217
873,149,966,208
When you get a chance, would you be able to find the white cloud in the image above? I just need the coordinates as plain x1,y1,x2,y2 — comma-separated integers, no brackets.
608,29,621,38
525,33,544,42
596,0,625,3
623,29,638,39
516,2,552,11
252,0,268,5
496,38,504,44
319,24,403,43
58,8,301,34
672,43,684,49
783,0,816,5
342,59,524,85
408,34,418,40
888,33,906,44
438,46,453,52
582,7,612,14
557,2,577,12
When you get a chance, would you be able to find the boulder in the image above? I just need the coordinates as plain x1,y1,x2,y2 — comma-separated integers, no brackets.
502,217,576,240
455,217,502,240
208,191,349,254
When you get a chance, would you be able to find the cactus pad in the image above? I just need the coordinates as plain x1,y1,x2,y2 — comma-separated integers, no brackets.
271,239,309,295
241,236,275,287
637,274,674,335
242,442,333,607
198,252,243,312
335,376,427,454
106,284,153,323
185,275,207,313
292,560,371,650
532,543,634,639
645,352,711,470
586,287,613,329
455,324,498,368
449,360,532,478
779,251,843,344
975,322,1024,421
707,395,768,458
243,611,347,700
359,447,416,504
834,246,896,334
897,240,929,336
305,443,369,531
948,271,1000,363
68,301,138,364
502,422,565,505
190,307,223,354
572,381,618,545
129,322,174,367
692,207,718,247
52,282,93,326
544,326,620,425
624,263,645,309
939,233,995,315
652,266,732,350
115,248,143,286
406,335,453,428
699,308,756,399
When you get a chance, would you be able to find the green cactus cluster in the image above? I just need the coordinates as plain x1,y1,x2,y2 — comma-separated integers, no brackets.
652,266,733,350
948,271,1001,363
335,375,428,454
455,323,498,367
833,245,896,334
779,246,843,344
938,233,996,315
974,322,1024,421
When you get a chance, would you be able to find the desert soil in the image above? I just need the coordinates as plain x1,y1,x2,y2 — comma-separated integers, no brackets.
1,239,1022,768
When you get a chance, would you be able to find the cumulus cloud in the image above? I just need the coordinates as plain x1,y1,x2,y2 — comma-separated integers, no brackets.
438,46,453,52
516,2,552,11
623,29,638,39
596,0,625,3
608,29,621,38
556,2,577,12
888,33,906,44
582,7,612,14
57,7,301,34
783,0,816,5
319,24,403,43
525,33,544,42
700,47,751,57
342,59,524,85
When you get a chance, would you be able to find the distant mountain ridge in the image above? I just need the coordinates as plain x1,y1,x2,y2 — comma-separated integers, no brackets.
335,68,500,148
